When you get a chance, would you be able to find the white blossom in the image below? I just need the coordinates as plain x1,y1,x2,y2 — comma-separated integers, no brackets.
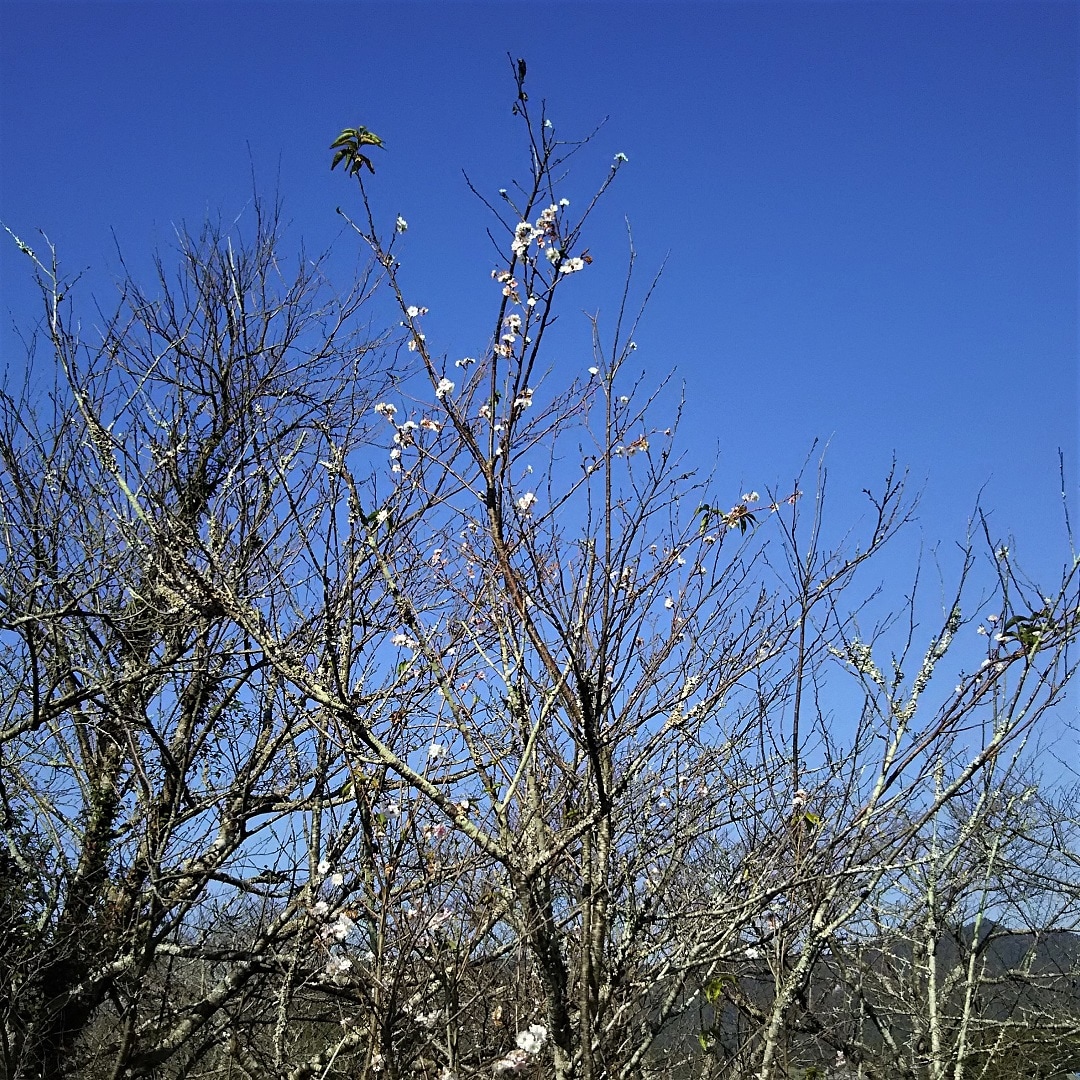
435,377,455,400
395,215,408,233
325,954,353,976
516,492,537,514
512,222,535,258
328,913,356,941
516,1025,547,1054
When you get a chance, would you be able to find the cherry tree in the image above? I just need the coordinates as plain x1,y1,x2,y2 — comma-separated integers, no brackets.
2,65,1077,1080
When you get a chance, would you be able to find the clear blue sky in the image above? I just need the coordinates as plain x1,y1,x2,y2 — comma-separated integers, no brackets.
1,1,1076,589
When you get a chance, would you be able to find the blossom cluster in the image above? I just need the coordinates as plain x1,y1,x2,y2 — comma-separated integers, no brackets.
511,202,567,260
508,200,586,276
491,269,526,305
493,1024,548,1074
372,400,445,476
309,861,359,980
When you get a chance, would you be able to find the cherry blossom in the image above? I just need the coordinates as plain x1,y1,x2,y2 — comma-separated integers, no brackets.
515,1025,547,1054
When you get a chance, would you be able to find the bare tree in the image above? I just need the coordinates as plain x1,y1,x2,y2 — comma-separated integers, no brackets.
0,201,437,1079
2,65,1077,1080
795,758,1080,1080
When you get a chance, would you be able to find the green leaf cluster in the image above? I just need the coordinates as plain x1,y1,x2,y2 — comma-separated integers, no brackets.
330,126,385,177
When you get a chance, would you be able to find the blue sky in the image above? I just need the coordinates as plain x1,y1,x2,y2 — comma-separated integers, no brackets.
1,1,1076,594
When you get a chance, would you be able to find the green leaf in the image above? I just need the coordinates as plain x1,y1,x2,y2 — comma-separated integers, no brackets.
355,127,384,147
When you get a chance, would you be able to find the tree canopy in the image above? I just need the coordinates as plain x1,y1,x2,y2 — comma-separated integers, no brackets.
2,68,1078,1080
